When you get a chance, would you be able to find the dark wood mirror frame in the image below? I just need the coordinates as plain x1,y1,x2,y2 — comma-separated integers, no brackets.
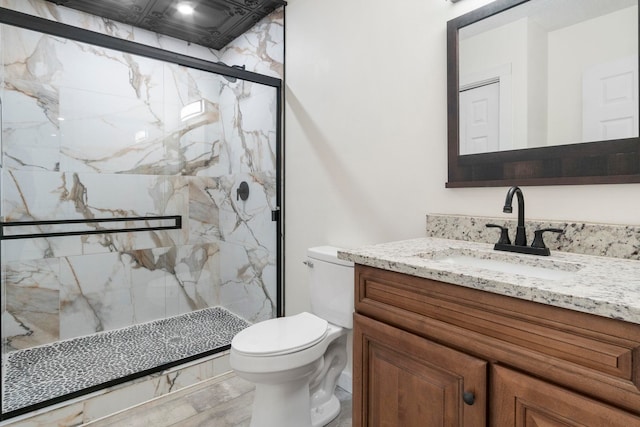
446,0,640,188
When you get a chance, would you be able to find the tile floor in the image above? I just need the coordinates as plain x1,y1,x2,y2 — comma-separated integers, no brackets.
85,372,352,427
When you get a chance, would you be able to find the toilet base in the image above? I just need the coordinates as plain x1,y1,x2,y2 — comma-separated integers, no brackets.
311,394,340,427
250,375,314,427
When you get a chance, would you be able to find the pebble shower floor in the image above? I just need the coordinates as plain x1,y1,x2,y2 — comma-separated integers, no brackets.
2,307,250,414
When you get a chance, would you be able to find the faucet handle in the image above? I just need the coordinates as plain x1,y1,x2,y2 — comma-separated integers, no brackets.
486,224,511,245
531,228,563,249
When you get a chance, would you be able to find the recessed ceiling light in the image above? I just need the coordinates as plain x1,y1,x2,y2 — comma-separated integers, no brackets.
176,2,195,15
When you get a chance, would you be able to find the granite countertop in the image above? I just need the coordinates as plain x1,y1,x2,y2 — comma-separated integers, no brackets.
338,237,640,325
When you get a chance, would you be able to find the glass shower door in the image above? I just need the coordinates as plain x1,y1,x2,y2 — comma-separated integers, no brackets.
0,20,280,419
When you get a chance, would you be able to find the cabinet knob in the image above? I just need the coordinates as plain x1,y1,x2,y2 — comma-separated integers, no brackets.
462,391,475,405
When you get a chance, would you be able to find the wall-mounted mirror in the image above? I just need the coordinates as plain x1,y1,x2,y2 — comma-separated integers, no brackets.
447,0,640,187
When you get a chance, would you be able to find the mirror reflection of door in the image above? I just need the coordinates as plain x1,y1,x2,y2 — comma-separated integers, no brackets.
457,0,638,154
460,81,500,155
583,55,639,141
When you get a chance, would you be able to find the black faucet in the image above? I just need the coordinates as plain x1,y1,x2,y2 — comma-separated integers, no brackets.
503,186,527,246
486,186,564,256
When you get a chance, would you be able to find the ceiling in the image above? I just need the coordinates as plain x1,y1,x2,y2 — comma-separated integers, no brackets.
46,0,286,50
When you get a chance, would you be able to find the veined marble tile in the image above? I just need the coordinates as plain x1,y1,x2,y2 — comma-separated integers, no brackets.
3,402,85,427
188,173,276,245
426,214,640,260
217,173,276,307
217,173,276,241
59,251,134,339
3,170,73,221
2,235,75,264
163,63,222,109
59,91,168,175
219,8,284,78
187,176,223,244
1,26,228,177
219,240,276,323
0,84,61,172
2,171,186,260
128,243,222,319
171,109,224,178
219,82,278,175
58,242,225,340
169,243,222,314
2,25,63,86
2,258,61,351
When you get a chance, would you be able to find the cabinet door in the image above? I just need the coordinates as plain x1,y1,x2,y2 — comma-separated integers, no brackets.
491,365,640,426
353,313,487,427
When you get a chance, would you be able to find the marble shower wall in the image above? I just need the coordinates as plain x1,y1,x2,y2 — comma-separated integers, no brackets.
0,1,282,353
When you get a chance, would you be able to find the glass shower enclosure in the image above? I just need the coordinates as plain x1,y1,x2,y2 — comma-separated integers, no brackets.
0,10,281,420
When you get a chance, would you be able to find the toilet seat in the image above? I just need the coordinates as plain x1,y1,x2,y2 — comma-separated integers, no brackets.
232,312,328,357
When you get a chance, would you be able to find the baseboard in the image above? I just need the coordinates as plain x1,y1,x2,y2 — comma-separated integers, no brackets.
337,370,352,394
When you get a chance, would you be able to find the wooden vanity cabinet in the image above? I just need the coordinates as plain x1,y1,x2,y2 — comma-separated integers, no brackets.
491,365,640,426
354,313,486,426
353,265,640,427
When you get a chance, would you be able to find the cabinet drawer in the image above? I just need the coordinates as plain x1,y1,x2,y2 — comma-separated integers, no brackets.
355,265,640,413
491,365,640,426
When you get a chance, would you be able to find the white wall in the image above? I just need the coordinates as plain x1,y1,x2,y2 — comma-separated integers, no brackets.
284,0,640,318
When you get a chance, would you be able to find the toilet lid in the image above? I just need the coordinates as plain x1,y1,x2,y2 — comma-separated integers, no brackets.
232,312,328,356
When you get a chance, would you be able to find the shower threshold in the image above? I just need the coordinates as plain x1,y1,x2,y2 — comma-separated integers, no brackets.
2,307,250,418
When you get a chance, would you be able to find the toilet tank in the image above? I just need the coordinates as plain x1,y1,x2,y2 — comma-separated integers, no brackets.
307,246,354,329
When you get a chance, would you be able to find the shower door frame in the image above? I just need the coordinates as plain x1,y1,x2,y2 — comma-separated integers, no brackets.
0,7,284,420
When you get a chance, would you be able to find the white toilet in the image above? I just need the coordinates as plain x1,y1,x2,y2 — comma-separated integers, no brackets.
230,246,354,427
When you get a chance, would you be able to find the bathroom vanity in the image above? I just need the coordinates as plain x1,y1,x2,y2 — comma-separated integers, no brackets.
339,238,640,426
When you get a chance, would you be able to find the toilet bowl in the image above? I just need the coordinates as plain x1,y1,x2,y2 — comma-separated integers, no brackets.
230,246,353,427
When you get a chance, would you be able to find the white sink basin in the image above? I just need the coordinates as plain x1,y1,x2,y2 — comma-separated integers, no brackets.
417,249,583,281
